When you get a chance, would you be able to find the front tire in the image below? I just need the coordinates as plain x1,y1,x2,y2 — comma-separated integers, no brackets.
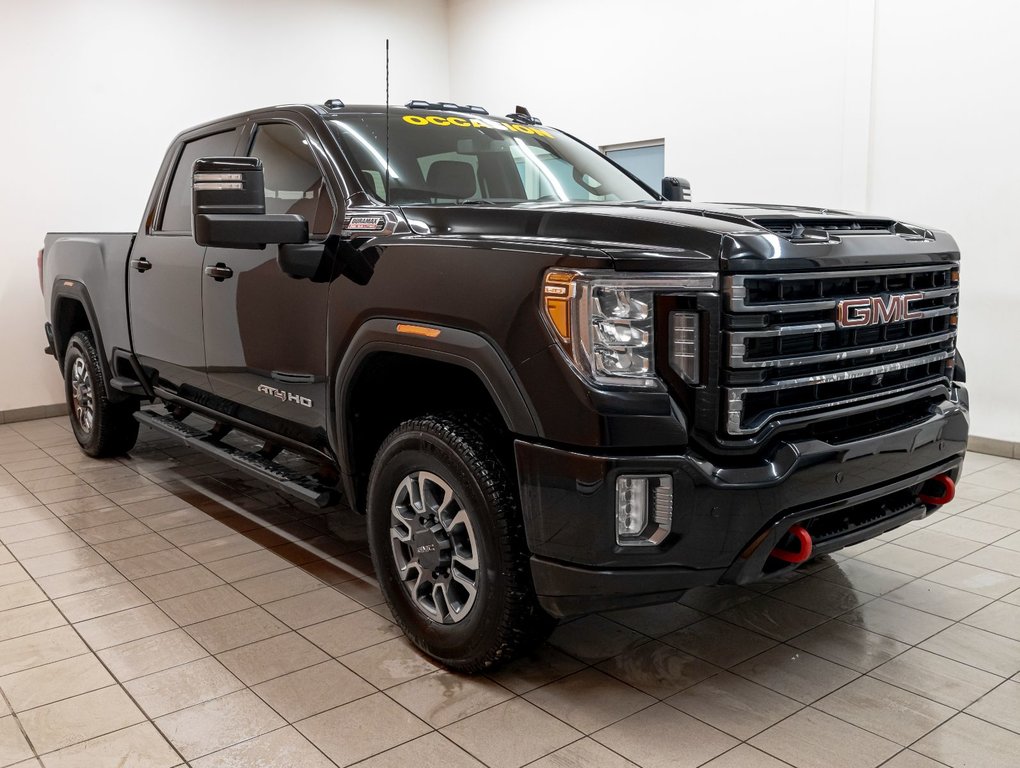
367,414,552,672
63,331,139,457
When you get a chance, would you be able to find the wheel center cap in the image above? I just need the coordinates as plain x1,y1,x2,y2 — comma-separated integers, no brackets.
412,528,446,570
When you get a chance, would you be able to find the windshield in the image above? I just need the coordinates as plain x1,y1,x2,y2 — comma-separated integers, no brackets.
330,113,656,205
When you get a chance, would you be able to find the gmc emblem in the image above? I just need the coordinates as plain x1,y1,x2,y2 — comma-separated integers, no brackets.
837,292,923,328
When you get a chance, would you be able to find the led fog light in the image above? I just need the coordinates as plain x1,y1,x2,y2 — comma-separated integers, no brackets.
615,474,673,546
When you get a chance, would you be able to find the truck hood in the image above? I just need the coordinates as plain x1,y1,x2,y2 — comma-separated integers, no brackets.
398,201,958,272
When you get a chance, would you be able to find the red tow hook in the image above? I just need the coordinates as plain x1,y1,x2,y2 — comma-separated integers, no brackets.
919,473,956,506
770,524,813,564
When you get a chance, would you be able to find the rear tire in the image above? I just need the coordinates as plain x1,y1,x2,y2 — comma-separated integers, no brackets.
63,331,139,457
367,413,553,672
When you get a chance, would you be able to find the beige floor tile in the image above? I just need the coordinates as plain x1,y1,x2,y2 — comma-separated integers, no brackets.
962,546,1020,578
854,543,951,577
0,626,88,677
771,576,874,618
40,722,180,768
184,606,289,654
750,707,899,768
296,692,430,767
217,631,328,686
232,567,323,604
179,533,263,564
114,549,198,580
601,602,704,637
54,582,149,623
666,670,801,740
155,689,285,761
74,603,177,651
839,597,953,645
0,716,34,766
664,616,779,669
45,495,119,518
920,622,1020,677
389,669,513,728
253,659,373,721
19,547,106,579
547,615,647,663
77,519,150,545
204,550,290,582
0,564,29,591
732,644,859,704
895,528,985,559
788,619,910,672
925,561,1020,598
143,507,213,532
524,668,655,734
340,637,438,689
157,584,255,626
701,744,792,768
135,565,224,602
871,648,1003,709
92,533,174,561
879,751,949,768
928,515,1015,545
36,563,125,599
0,652,113,712
354,731,486,768
815,676,954,745
299,609,401,656
965,679,1020,733
0,518,72,546
125,656,243,718
98,629,206,681
914,713,1020,768
190,726,334,768
596,640,720,699
962,600,1020,641
0,582,47,613
485,645,586,695
262,587,361,629
0,602,65,643
441,698,581,768
593,702,736,768
60,507,131,532
18,685,144,754
883,579,993,621
527,738,641,768
6,531,85,561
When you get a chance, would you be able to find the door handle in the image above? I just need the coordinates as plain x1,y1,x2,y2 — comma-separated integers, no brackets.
130,257,152,273
204,263,234,282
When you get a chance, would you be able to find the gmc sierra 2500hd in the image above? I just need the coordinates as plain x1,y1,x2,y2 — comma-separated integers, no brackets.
40,100,968,671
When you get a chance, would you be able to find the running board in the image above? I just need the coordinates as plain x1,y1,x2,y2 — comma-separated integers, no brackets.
134,410,340,508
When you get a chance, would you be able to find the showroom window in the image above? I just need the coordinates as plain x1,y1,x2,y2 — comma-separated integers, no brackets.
158,129,239,232
603,141,665,191
249,123,335,237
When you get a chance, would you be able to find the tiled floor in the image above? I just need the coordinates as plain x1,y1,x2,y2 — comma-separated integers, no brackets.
1,417,1019,768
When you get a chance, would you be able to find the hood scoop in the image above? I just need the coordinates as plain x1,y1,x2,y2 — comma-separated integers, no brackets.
752,216,933,243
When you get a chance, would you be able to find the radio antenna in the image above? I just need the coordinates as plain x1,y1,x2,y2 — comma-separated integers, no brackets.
385,38,390,206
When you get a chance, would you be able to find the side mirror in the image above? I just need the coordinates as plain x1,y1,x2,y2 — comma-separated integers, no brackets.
661,176,692,202
192,157,308,249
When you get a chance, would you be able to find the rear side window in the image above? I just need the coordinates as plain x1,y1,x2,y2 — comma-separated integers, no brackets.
159,130,238,232
249,123,335,237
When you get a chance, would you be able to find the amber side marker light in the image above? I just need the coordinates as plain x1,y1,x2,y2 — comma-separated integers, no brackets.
543,271,576,341
396,323,441,338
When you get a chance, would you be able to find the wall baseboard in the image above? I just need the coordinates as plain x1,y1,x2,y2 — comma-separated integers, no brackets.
0,403,68,425
968,436,1020,460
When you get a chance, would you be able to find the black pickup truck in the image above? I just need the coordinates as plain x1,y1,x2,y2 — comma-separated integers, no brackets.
40,99,968,671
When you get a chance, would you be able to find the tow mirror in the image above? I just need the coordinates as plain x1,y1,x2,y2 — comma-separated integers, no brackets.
192,157,308,249
661,176,692,202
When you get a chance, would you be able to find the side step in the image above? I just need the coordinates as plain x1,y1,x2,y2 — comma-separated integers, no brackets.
135,410,340,508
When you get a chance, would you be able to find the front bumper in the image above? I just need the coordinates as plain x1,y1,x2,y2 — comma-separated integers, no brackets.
516,395,969,617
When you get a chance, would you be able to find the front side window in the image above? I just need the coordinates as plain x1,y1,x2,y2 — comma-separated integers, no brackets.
330,113,655,205
159,130,238,232
249,123,335,237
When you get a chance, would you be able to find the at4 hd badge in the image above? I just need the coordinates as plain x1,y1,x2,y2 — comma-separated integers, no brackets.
257,384,312,408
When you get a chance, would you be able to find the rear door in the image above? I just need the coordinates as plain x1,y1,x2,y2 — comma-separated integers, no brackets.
201,117,338,441
129,126,242,392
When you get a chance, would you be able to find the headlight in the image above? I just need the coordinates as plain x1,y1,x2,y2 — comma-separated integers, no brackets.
542,269,716,388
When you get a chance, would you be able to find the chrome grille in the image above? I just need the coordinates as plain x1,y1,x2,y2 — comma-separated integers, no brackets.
722,264,958,435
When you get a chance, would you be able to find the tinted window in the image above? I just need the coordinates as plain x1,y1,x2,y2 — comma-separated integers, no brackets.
159,130,238,232
249,123,334,237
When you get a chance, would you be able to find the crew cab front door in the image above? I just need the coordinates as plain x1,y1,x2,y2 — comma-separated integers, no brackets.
201,119,336,444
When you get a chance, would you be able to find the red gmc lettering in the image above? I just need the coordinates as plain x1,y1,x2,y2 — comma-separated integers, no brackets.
837,292,923,328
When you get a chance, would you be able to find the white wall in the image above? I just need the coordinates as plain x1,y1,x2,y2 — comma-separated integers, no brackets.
0,0,450,413
447,0,1020,442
